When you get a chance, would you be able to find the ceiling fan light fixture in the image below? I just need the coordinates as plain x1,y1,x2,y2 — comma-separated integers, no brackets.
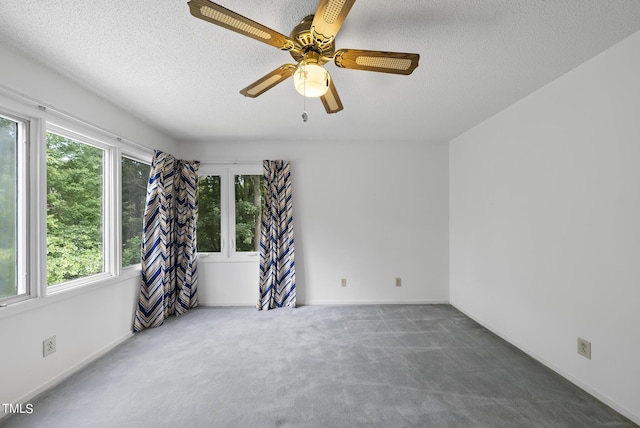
187,0,419,113
294,61,330,98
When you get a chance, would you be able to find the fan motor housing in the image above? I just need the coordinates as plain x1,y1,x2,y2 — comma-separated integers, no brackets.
289,15,334,64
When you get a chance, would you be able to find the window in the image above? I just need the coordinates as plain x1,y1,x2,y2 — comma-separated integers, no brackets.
0,113,27,301
1,96,156,308
121,156,149,267
234,174,263,252
197,166,263,259
198,175,222,252
46,131,105,286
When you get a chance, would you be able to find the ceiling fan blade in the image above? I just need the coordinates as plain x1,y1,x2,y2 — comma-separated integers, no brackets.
188,0,296,51
320,78,343,114
334,49,420,75
311,0,356,46
239,64,297,98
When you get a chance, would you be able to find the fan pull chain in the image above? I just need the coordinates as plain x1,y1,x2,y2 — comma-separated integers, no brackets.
302,64,308,122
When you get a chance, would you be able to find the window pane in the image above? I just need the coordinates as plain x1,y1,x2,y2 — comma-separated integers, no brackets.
235,174,263,252
121,157,149,267
197,175,221,252
47,132,104,285
0,117,18,299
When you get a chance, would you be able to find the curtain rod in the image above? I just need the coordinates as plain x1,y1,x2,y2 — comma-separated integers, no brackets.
0,83,153,155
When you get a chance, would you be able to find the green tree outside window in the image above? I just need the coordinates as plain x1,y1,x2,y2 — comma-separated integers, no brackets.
46,133,103,285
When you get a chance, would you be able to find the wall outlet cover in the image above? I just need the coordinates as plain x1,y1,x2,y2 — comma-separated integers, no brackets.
577,337,591,360
43,336,56,357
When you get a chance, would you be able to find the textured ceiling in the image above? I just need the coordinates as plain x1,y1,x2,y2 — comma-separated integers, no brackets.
1,1,640,143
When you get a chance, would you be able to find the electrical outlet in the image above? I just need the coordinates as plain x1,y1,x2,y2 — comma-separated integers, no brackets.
341,278,347,287
395,277,402,287
577,337,591,359
43,336,56,357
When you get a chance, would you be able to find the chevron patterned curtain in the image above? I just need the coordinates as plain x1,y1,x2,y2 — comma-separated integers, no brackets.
258,160,296,310
133,150,200,332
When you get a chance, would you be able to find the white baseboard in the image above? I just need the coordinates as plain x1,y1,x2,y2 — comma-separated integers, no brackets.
1,332,133,421
451,303,640,426
198,300,450,307
302,299,450,306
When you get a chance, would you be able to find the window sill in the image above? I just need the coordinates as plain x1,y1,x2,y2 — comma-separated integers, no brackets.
197,253,260,263
0,269,141,321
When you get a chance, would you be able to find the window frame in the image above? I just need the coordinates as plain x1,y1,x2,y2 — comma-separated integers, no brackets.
197,163,262,263
230,167,263,258
120,152,151,270
0,93,156,313
0,110,33,305
44,124,115,292
195,173,223,255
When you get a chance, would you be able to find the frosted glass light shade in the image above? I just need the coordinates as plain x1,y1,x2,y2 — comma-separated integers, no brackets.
293,63,330,98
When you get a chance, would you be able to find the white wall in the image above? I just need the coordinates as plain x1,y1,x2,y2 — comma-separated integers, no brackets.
0,272,141,407
450,30,640,423
0,42,177,410
0,43,175,149
180,139,450,306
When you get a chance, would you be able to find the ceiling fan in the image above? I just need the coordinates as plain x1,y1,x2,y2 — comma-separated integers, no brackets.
187,0,420,114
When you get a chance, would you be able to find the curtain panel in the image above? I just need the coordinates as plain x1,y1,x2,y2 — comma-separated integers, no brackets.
133,150,200,332
258,160,296,310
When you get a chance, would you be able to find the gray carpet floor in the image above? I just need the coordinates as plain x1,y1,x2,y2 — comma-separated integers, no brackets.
1,304,635,427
